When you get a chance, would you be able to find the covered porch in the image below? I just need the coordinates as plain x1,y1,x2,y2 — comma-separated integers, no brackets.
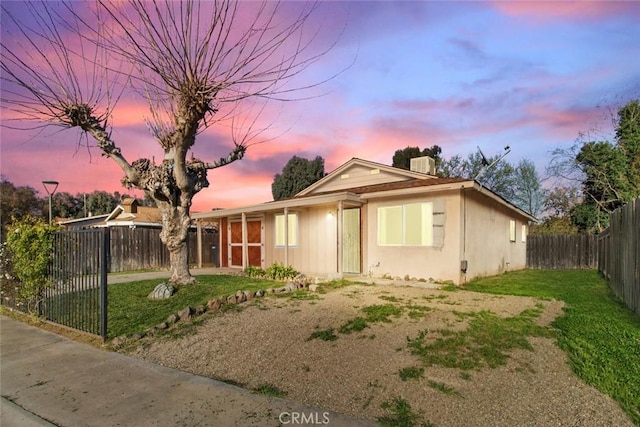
192,192,365,277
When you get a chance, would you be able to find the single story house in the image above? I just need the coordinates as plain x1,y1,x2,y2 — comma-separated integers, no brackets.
192,157,536,284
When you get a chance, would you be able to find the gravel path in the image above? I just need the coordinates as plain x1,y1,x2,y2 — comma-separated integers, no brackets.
128,283,633,426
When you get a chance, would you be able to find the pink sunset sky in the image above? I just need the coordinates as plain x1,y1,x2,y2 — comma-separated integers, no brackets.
1,1,639,213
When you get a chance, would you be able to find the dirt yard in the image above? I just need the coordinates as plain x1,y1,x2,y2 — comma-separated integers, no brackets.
127,282,633,426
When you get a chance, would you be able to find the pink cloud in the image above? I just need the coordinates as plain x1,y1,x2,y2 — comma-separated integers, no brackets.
492,1,639,22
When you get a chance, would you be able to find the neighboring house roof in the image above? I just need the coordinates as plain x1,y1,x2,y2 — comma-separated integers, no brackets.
58,214,110,228
60,198,164,228
106,199,163,226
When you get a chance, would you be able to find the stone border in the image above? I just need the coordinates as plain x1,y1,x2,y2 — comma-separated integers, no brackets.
110,275,319,348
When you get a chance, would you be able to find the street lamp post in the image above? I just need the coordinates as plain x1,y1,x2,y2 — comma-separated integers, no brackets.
42,180,59,224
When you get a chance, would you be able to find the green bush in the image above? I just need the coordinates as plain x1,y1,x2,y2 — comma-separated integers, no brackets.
243,265,266,278
244,262,298,281
265,262,298,281
3,216,57,313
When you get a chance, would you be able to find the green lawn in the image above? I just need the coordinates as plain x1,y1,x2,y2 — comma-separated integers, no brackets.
465,270,640,426
107,275,277,338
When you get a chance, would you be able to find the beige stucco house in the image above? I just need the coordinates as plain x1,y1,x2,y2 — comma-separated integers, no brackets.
193,157,535,284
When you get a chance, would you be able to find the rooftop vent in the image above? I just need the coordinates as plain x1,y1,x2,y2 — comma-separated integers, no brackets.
410,156,436,175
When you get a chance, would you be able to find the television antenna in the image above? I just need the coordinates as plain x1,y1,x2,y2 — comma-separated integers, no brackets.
474,145,511,183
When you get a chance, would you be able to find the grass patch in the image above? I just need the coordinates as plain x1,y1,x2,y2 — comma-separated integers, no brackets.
426,380,461,397
271,289,319,301
307,328,338,342
399,366,424,381
339,317,369,334
378,396,433,427
407,308,553,371
251,383,287,398
407,304,433,319
379,295,402,303
108,275,277,338
460,371,472,381
464,270,640,425
362,303,403,322
317,279,361,293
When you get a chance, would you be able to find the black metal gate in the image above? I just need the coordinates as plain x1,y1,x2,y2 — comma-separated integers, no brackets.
45,228,108,339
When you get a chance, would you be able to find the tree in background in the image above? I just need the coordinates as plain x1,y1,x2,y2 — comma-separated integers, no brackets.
85,191,121,216
530,186,581,235
1,1,338,284
511,159,545,218
0,179,43,240
392,145,442,171
440,152,515,201
547,99,640,233
439,151,544,217
51,192,83,220
272,156,326,201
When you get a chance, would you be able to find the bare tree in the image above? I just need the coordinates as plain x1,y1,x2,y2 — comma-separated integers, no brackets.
1,1,340,284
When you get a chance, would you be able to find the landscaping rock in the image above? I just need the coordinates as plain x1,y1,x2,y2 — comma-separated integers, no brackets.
284,282,295,292
147,283,175,300
195,305,206,315
243,290,254,301
255,289,265,297
178,306,194,320
166,314,179,324
227,295,237,304
308,284,319,292
111,336,127,348
236,290,247,303
207,299,221,311
157,322,169,330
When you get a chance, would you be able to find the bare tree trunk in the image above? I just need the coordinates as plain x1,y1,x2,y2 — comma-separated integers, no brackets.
157,202,195,285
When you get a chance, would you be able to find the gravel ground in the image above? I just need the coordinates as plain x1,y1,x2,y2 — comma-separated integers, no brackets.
128,283,633,426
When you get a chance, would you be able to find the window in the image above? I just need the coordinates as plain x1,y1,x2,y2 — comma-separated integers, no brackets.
509,220,516,242
275,213,298,246
378,203,433,246
521,224,527,243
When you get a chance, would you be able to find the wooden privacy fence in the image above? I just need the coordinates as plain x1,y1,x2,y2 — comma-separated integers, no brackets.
598,198,640,315
527,234,599,269
108,226,217,272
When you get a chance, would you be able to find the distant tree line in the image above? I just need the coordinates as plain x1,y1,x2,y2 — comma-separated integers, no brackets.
0,178,153,239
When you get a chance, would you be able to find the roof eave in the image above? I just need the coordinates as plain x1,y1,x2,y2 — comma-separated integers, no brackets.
359,180,475,200
192,192,363,219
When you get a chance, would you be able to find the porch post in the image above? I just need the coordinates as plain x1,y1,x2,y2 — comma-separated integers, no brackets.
284,207,289,266
337,200,343,275
196,219,203,269
241,212,248,269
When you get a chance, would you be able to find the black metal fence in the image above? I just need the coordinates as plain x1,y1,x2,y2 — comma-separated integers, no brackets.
44,228,108,339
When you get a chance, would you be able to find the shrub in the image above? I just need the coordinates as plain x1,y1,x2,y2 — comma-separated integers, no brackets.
243,265,266,278
3,216,57,313
265,262,299,281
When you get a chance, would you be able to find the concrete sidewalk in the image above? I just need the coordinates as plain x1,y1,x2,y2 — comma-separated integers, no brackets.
1,316,375,427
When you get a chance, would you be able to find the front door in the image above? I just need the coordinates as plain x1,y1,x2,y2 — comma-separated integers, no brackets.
342,208,361,274
229,219,263,268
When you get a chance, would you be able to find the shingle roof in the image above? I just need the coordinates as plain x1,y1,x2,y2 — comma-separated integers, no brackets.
295,177,470,199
